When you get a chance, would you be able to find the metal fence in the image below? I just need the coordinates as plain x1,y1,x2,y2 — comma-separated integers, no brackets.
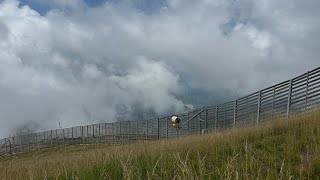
1,67,320,155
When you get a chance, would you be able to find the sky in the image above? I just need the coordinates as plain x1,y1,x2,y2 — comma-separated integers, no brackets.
0,0,319,137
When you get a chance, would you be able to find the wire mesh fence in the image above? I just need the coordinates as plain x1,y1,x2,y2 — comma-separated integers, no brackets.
1,67,320,156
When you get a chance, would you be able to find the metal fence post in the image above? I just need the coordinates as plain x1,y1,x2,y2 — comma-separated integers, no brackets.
119,122,122,144
146,120,148,140
223,104,226,127
112,123,115,144
55,129,58,147
86,125,89,144
199,112,201,134
257,91,262,126
98,124,101,143
19,136,22,151
205,108,208,132
43,132,46,148
151,120,154,140
106,123,109,143
9,138,12,154
28,135,30,152
286,79,293,119
166,117,169,139
215,105,218,131
187,113,190,132
233,100,237,128
34,133,37,149
3,138,5,150
20,136,22,150
93,125,95,138
80,126,83,144
43,132,45,148
76,127,78,144
245,96,248,121
63,129,65,146
305,71,310,112
136,120,139,141
128,121,130,142
271,86,275,119
50,130,53,147
12,137,16,152
71,128,74,145
157,118,160,140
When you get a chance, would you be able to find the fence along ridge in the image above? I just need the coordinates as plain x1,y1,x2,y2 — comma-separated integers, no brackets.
1,66,320,155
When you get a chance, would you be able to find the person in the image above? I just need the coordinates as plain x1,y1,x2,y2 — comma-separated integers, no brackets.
171,116,181,129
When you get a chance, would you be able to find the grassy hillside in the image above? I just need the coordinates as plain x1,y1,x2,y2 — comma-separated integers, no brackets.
1,111,320,179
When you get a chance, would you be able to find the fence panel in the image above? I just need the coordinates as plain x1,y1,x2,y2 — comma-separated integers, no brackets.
158,117,168,139
273,81,291,118
206,106,217,131
260,86,275,122
307,68,320,111
176,112,189,136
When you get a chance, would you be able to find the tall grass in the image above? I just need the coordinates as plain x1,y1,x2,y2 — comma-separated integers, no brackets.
1,110,320,179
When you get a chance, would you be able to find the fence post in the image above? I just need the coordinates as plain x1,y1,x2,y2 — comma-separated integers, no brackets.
157,118,160,140
86,125,89,144
233,100,237,128
257,91,262,126
55,129,58,147
28,135,30,152
80,126,83,144
12,137,15,151
71,128,74,145
146,120,148,140
245,96,248,119
20,136,22,151
44,131,46,148
76,127,78,144
93,125,95,138
106,123,109,143
305,71,310,112
4,138,6,151
223,104,226,127
99,124,101,143
286,80,293,119
205,108,208,132
166,117,169,139
34,133,37,149
152,120,154,140
128,121,130,142
199,112,201,135
271,86,275,119
215,105,218,131
112,122,115,144
19,136,22,152
50,130,53,147
8,138,11,153
136,120,139,141
119,122,122,144
37,133,40,149
63,129,65,146
187,113,190,132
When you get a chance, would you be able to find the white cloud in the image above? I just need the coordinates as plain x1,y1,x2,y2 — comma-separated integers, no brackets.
0,0,319,137
246,27,272,51
109,58,184,115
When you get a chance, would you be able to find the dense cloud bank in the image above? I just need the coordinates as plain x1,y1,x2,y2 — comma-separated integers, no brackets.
0,0,319,137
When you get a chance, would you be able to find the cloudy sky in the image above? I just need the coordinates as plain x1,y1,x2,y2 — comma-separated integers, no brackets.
0,0,319,137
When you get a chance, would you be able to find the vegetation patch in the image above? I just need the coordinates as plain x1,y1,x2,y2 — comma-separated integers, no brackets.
1,111,320,179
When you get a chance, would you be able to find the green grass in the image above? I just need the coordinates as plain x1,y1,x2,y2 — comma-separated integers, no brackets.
1,110,320,179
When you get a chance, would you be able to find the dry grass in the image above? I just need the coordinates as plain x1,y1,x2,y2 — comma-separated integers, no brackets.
1,110,320,179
